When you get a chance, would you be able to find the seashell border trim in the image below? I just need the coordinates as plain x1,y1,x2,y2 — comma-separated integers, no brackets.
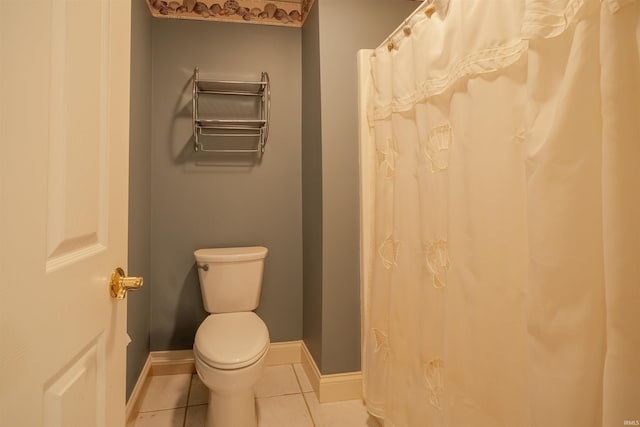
147,0,315,27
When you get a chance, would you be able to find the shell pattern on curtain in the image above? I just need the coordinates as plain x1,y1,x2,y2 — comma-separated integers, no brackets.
361,1,640,426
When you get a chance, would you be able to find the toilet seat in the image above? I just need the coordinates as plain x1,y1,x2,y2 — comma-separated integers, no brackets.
194,312,269,370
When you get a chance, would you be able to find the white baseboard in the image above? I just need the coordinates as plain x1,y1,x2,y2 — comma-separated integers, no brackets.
149,349,195,376
300,342,362,403
265,340,303,366
126,340,362,417
125,350,194,421
125,354,152,421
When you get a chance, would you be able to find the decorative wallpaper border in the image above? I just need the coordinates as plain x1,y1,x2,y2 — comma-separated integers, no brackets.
147,0,315,27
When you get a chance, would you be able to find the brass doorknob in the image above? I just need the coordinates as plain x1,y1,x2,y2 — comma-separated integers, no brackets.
110,267,143,299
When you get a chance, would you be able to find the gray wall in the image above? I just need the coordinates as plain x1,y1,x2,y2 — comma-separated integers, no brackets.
149,19,303,350
125,1,418,390
301,0,324,374
126,0,152,400
302,0,418,374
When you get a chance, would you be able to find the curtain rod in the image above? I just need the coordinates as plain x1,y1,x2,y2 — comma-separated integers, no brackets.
377,0,435,51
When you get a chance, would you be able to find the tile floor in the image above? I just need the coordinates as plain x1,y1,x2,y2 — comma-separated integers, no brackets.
128,363,380,427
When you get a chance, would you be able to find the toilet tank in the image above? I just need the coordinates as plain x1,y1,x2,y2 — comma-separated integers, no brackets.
194,246,268,313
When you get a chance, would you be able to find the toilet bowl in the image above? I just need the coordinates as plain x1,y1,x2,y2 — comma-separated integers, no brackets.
194,312,269,427
193,247,269,427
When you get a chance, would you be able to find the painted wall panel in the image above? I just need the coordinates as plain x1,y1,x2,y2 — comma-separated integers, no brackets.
126,0,152,400
301,0,323,368
317,0,418,374
150,19,303,350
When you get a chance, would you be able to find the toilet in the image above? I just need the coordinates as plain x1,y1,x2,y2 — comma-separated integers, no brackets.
193,246,270,427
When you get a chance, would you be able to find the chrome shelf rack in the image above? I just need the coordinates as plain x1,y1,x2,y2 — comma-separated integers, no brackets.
192,67,270,155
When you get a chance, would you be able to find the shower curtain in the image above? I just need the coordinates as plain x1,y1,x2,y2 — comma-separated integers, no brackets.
359,1,640,426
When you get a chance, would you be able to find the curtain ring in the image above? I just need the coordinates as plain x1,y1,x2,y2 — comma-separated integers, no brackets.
425,4,436,17
387,42,394,51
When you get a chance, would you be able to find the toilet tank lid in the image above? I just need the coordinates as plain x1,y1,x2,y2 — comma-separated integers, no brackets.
194,246,268,263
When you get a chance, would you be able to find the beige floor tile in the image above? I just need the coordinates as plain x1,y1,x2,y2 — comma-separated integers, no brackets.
127,371,379,427
304,392,378,427
184,404,207,427
127,408,186,427
188,374,209,406
137,374,192,412
293,363,314,393
257,394,313,427
254,365,301,398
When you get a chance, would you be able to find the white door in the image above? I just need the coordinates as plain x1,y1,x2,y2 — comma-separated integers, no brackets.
0,0,133,426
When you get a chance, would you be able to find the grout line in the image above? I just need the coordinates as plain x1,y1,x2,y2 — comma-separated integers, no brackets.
291,363,304,394
185,373,195,406
182,374,193,427
256,390,305,399
301,392,317,427
137,404,190,413
293,364,316,427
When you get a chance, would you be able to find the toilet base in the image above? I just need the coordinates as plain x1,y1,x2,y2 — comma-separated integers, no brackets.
206,388,257,427
195,346,268,427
